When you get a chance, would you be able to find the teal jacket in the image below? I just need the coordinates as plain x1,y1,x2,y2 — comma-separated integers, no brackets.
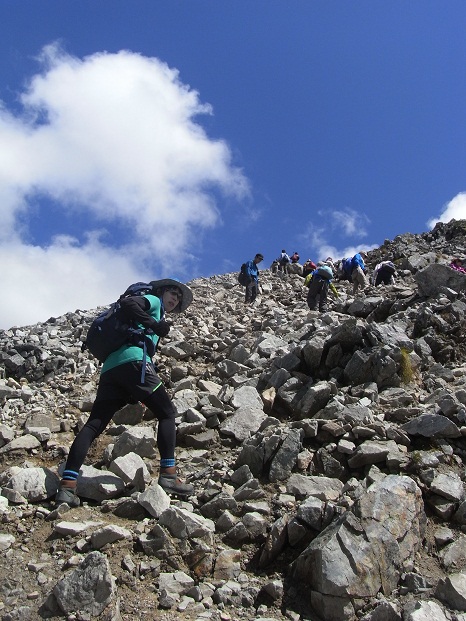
101,294,162,373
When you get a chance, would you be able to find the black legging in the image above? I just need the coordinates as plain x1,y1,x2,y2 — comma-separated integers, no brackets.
64,364,176,473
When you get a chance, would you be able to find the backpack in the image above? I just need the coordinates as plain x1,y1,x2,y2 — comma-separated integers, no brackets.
238,263,248,286
82,283,158,380
342,258,353,277
379,261,396,275
316,265,333,280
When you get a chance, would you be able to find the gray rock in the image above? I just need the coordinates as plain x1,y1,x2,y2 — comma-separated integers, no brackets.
292,511,381,600
213,548,241,580
296,496,335,531
0,424,15,447
76,464,126,501
109,452,150,486
53,551,116,616
268,428,303,482
138,523,175,557
233,477,266,501
347,440,401,469
138,482,171,518
360,600,401,620
0,434,41,454
401,413,461,438
438,535,466,571
172,388,198,414
286,474,343,501
254,334,287,357
112,401,145,425
435,571,466,611
296,382,332,419
24,426,51,442
230,384,263,409
430,472,465,502
0,533,15,551
90,524,132,549
159,506,215,540
111,426,157,459
220,407,266,442
356,475,425,594
3,466,59,502
415,263,466,297
404,600,449,621
199,491,239,520
158,570,195,599
454,500,466,525
54,520,103,536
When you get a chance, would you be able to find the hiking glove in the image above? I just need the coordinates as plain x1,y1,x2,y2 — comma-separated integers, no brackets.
151,319,171,337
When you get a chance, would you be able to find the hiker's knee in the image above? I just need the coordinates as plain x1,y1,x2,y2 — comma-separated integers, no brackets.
145,385,176,421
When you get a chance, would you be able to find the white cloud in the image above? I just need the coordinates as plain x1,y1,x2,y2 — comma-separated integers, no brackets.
307,230,376,264
300,208,375,264
0,44,249,329
427,192,466,230
325,208,370,238
2,234,139,329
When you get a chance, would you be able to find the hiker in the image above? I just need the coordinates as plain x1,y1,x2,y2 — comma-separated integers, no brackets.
55,278,194,507
304,264,339,312
352,252,369,293
302,259,317,279
290,251,300,264
373,260,396,286
276,250,291,274
244,253,264,303
342,252,368,294
449,257,466,274
323,256,336,272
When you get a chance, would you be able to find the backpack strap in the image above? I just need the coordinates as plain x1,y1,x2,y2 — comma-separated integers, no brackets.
141,340,148,384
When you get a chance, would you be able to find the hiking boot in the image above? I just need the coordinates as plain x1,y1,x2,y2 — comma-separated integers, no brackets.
158,474,194,498
55,486,80,508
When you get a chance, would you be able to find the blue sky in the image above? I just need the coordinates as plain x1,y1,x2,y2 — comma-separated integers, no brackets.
1,1,466,329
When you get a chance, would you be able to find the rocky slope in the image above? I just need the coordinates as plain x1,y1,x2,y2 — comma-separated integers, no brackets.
1,220,466,621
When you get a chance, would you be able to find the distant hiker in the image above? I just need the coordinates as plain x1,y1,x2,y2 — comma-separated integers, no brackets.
304,264,339,312
244,253,264,303
290,251,300,263
338,258,349,281
373,260,396,286
341,252,368,294
323,256,336,272
55,278,194,507
277,250,291,274
302,259,317,279
449,258,466,274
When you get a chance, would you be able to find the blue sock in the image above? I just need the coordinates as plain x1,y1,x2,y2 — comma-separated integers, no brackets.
62,469,79,482
160,458,176,469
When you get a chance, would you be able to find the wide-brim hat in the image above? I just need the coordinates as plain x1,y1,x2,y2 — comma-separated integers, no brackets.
149,278,193,313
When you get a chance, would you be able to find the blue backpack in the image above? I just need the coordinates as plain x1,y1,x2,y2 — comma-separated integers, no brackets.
342,258,354,278
82,282,159,381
